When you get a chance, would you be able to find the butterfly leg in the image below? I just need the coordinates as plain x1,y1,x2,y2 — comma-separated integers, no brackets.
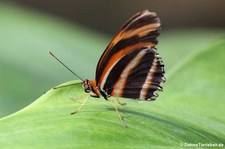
109,99,127,127
116,97,127,106
70,92,85,101
71,95,89,115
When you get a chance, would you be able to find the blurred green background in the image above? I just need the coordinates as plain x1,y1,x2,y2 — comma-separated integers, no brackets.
0,0,224,118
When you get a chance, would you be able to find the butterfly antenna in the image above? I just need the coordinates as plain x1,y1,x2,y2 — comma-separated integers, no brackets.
48,51,84,81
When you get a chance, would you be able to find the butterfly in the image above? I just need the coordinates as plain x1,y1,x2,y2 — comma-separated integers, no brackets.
49,10,165,127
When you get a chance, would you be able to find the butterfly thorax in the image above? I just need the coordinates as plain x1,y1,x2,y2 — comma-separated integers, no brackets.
82,79,101,98
82,79,110,100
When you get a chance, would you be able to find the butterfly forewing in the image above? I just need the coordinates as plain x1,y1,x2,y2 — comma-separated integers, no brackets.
95,10,165,100
96,10,160,83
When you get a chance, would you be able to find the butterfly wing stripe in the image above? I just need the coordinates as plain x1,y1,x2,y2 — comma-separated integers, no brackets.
99,57,121,92
120,48,156,99
139,57,157,99
140,51,165,100
126,14,159,31
100,48,145,95
97,42,155,87
111,48,149,97
124,23,160,39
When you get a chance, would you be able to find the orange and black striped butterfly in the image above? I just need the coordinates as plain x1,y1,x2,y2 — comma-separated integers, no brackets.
50,10,165,126
83,10,165,100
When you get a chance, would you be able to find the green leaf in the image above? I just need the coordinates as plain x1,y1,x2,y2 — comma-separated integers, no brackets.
1,39,225,148
1,2,225,149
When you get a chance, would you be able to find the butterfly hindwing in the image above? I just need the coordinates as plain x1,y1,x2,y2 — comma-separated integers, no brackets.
103,47,165,100
123,48,165,100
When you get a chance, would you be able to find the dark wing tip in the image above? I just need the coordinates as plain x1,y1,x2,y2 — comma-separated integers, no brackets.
121,10,160,31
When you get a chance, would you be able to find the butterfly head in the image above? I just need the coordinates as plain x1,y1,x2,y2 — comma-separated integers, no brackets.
82,80,101,98
82,79,92,93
